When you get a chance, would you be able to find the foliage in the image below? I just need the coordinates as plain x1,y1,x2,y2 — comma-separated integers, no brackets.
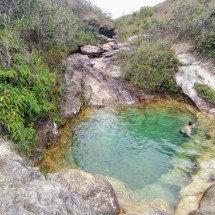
0,0,108,155
195,84,215,106
122,39,180,94
115,0,215,58
0,29,58,154
115,7,155,41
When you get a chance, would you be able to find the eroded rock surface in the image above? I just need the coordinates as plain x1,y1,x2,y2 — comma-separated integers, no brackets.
48,169,120,215
174,43,215,114
61,42,138,118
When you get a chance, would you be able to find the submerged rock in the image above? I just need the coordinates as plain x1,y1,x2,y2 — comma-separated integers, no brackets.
48,169,120,215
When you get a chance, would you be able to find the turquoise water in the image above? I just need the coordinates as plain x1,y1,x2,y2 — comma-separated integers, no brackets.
71,103,198,196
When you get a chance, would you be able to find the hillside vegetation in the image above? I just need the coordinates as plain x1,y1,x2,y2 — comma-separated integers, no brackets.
115,0,215,95
0,0,111,155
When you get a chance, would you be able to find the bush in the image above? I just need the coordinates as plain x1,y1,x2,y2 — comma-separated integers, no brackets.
0,0,108,155
121,39,180,94
0,29,58,155
195,84,215,106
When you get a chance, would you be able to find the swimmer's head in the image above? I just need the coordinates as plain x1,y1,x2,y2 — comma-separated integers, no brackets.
189,122,195,128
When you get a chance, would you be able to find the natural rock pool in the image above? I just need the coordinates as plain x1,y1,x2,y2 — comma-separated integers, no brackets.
39,101,215,213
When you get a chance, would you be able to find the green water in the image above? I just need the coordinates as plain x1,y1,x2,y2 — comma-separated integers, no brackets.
70,103,198,207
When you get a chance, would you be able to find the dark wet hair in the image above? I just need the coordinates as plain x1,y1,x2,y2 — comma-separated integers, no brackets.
189,122,194,126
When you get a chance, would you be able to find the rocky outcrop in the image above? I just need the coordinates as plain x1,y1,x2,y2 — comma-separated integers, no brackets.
0,140,93,215
61,42,138,118
174,43,215,114
80,45,103,57
0,139,121,215
48,169,120,215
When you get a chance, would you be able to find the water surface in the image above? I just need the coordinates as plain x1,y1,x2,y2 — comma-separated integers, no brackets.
39,101,204,209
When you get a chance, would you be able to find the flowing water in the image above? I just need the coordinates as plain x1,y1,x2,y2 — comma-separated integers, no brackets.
39,101,214,210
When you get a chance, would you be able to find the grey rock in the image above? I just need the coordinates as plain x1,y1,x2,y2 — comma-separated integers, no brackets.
174,43,215,114
191,184,215,215
0,141,93,215
80,45,103,56
61,46,138,117
61,54,88,118
48,169,120,215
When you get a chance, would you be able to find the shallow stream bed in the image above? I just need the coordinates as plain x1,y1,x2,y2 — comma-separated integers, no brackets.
39,101,215,213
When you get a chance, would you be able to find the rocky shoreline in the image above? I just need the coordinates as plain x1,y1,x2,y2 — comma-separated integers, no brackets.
1,37,215,215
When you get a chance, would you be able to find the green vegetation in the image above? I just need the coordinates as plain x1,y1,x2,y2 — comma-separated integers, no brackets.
122,39,180,93
115,7,155,42
115,0,215,95
195,84,215,106
116,0,215,57
0,0,108,155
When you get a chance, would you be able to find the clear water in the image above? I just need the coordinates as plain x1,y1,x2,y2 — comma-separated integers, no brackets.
39,102,205,209
69,103,198,207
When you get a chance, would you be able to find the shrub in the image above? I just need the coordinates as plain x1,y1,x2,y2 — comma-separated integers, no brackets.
195,84,215,106
0,0,108,155
121,39,180,94
0,29,57,155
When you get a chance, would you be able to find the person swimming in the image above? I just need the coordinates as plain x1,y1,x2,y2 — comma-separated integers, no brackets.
179,122,196,138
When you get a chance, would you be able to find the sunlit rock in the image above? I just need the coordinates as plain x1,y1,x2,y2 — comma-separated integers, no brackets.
48,169,120,215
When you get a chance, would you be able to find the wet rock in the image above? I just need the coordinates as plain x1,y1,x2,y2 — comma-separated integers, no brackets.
80,45,103,56
192,184,215,215
48,169,120,215
35,120,60,150
0,140,93,215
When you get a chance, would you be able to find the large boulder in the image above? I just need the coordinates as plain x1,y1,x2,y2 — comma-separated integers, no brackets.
48,169,120,215
80,45,103,57
0,141,93,215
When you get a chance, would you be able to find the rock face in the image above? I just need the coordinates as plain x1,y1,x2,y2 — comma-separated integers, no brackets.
48,169,120,215
0,140,93,215
191,184,215,215
0,139,121,215
174,43,215,114
61,42,138,118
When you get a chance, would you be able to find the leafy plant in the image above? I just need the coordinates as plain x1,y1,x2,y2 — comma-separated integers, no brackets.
195,84,215,106
121,39,180,94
